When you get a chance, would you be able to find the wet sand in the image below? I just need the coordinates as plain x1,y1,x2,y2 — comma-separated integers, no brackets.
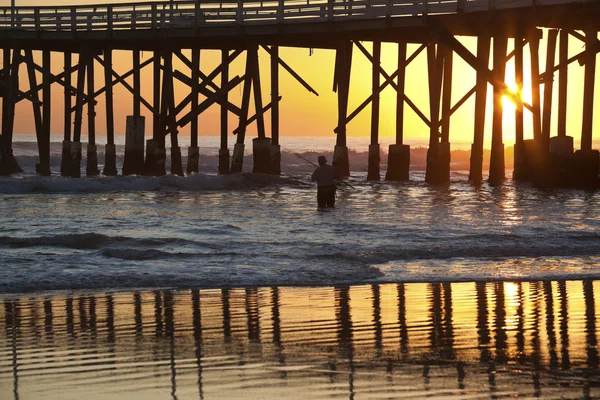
1,280,600,399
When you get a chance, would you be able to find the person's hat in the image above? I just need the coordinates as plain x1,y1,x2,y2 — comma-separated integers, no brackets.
318,155,327,164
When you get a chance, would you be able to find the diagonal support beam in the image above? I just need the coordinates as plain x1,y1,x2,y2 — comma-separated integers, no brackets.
176,75,244,128
17,62,82,103
436,29,534,113
352,41,437,131
171,69,241,116
71,56,155,113
261,45,319,96
173,49,243,116
232,96,282,135
173,50,221,92
334,68,400,132
540,39,600,82
93,54,155,114
505,39,528,62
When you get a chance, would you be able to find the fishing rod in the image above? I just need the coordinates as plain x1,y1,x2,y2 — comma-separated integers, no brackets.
281,146,358,191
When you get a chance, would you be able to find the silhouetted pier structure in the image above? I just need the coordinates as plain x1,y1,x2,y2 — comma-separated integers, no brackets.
0,0,599,187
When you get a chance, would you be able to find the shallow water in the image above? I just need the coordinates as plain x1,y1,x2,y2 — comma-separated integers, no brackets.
1,171,600,292
1,282,599,399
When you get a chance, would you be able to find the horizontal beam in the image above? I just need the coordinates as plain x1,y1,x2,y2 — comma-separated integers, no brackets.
261,45,319,96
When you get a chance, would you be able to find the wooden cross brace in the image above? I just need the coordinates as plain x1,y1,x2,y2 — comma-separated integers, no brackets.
436,28,534,113
260,45,319,96
539,31,600,83
171,69,242,116
173,50,221,92
68,56,156,113
176,75,244,128
17,57,84,104
232,95,282,135
172,49,243,116
93,54,155,114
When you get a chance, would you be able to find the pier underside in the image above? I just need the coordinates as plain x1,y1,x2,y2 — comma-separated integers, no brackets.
0,0,599,187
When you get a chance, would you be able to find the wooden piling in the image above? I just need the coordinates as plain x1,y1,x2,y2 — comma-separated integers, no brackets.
489,36,508,186
231,46,256,174
123,49,146,175
385,41,409,181
548,29,573,182
529,30,542,144
218,50,230,175
396,42,407,147
103,48,117,176
86,53,99,176
269,45,281,175
71,50,87,178
557,30,568,138
24,50,44,174
581,29,596,152
165,51,183,176
513,33,525,180
187,49,200,175
367,41,381,181
333,41,352,179
0,47,22,175
251,46,271,174
573,29,599,188
61,52,73,177
37,50,52,176
425,42,443,184
133,50,141,118
468,35,490,184
440,45,453,183
541,29,558,152
144,49,164,176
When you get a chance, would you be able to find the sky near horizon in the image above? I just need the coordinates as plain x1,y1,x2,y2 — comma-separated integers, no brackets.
2,0,600,151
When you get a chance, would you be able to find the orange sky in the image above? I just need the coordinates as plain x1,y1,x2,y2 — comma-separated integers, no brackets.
3,0,600,150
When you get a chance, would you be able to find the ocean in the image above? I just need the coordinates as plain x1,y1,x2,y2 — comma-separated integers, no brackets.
1,135,600,399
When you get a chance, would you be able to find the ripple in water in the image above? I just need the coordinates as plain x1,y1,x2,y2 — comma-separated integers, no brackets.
1,282,600,399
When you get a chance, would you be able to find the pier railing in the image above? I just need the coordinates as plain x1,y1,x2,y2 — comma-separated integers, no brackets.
0,0,587,32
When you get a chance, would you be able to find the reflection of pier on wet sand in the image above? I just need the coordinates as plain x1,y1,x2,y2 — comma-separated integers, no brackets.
1,281,600,399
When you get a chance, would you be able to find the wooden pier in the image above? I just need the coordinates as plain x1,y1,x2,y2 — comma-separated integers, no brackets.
0,0,599,186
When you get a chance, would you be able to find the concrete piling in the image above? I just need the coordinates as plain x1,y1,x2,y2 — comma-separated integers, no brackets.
386,144,410,181
123,116,145,175
231,143,244,173
86,144,99,176
60,140,72,177
333,145,350,178
187,146,199,175
103,143,117,176
269,145,281,175
70,141,82,178
252,137,271,174
218,149,230,175
170,146,184,176
367,144,380,181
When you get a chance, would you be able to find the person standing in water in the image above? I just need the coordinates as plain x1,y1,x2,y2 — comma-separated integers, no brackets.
311,156,336,208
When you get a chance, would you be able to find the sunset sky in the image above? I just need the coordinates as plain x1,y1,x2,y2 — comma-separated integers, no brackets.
3,0,600,150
